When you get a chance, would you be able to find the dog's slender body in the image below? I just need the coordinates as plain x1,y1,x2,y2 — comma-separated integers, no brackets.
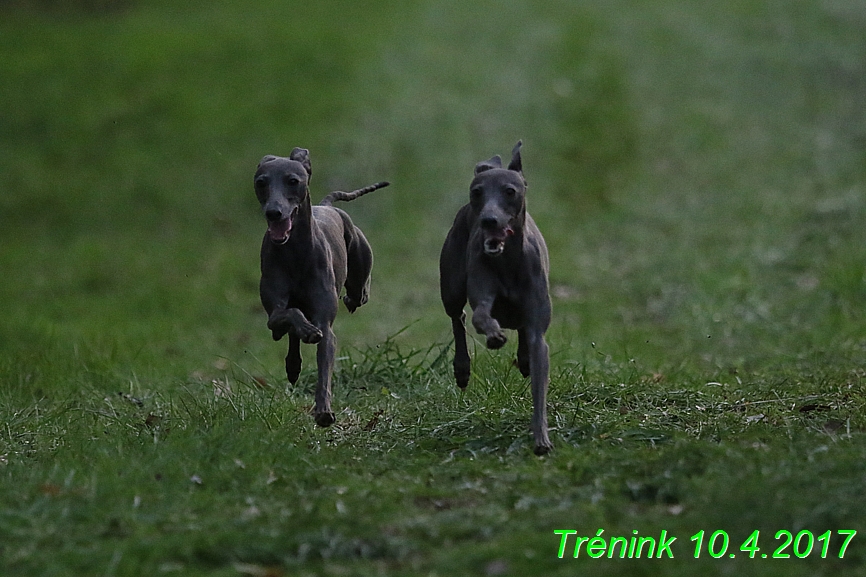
439,141,553,454
255,148,388,426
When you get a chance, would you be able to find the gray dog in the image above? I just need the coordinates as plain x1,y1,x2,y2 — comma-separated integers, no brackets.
439,141,553,454
255,148,388,427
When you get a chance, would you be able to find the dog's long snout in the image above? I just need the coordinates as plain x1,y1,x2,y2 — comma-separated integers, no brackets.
480,215,499,229
265,208,283,222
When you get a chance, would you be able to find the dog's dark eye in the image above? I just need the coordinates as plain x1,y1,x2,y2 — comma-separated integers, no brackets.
505,187,517,197
287,176,300,186
470,187,482,199
255,176,268,187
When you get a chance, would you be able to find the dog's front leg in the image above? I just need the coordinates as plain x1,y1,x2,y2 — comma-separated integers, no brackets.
470,298,507,349
450,311,471,388
267,307,323,343
525,328,552,455
467,266,507,349
313,325,336,427
285,335,302,384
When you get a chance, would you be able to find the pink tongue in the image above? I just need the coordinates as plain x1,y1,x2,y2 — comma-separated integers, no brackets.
268,218,291,242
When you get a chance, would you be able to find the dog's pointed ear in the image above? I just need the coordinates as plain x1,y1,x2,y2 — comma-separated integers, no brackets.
507,140,523,173
474,154,502,175
257,155,277,168
289,147,312,178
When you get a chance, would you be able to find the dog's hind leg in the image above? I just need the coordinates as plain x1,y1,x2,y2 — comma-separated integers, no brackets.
285,335,302,385
343,226,372,313
516,329,531,378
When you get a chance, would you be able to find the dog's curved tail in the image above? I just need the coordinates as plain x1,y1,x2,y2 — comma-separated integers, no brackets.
320,181,390,206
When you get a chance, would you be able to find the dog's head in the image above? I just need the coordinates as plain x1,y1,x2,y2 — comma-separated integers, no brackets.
469,141,527,256
254,147,311,245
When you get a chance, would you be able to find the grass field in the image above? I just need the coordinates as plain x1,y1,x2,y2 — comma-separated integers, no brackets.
1,0,865,575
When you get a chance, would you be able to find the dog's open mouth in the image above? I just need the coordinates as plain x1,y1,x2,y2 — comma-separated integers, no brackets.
267,207,298,245
483,225,514,255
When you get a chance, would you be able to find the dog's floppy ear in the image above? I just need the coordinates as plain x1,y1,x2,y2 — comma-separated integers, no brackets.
257,155,278,168
507,140,523,174
474,154,502,175
289,147,312,178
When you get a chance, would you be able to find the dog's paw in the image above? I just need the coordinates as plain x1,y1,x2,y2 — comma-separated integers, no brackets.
286,365,301,384
342,295,359,313
271,329,287,341
533,441,553,456
296,324,323,344
267,315,289,340
343,291,369,313
533,431,553,456
454,358,471,389
314,411,336,427
486,331,507,350
513,357,531,378
455,370,470,389
455,371,470,389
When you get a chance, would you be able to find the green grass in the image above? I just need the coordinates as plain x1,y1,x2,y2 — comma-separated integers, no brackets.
2,0,866,575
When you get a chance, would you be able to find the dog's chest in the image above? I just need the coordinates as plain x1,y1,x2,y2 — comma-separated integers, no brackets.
490,293,525,328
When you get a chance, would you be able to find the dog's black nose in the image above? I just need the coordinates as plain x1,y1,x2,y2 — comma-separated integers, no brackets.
265,209,282,222
480,216,499,229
